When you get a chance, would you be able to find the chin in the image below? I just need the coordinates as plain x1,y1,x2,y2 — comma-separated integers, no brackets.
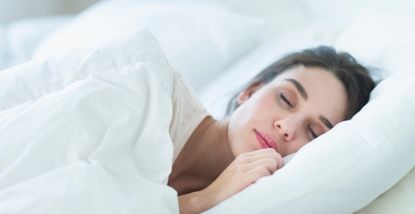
231,146,246,157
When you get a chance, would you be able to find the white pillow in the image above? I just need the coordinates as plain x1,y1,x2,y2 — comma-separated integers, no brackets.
0,25,7,70
33,1,267,92
5,15,72,67
215,0,310,36
334,11,415,80
204,69,415,213
333,10,415,214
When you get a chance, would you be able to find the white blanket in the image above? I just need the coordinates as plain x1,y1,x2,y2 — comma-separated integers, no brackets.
0,29,179,214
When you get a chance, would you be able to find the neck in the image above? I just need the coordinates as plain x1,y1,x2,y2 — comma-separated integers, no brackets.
168,116,234,194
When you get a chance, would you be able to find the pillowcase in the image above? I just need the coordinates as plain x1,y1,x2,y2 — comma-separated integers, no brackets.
33,1,267,92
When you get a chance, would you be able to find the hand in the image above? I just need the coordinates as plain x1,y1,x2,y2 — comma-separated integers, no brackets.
204,148,283,207
178,148,283,214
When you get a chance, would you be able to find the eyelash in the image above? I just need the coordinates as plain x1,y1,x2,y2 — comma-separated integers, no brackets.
279,91,318,140
308,125,318,140
279,92,294,108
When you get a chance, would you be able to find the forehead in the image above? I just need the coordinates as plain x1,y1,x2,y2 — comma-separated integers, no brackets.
271,65,348,123
273,65,332,83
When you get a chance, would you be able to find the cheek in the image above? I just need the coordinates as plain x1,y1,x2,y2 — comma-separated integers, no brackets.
230,92,279,126
234,97,271,122
247,94,278,115
284,139,308,155
228,98,275,155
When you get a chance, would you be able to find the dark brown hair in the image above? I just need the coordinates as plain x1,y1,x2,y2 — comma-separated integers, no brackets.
225,46,376,120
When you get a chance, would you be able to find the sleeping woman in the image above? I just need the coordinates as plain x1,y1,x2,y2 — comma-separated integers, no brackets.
167,46,376,213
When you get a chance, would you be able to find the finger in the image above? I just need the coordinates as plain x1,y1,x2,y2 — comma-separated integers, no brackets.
247,158,278,174
246,167,272,184
241,148,276,157
245,151,284,172
238,148,282,164
260,149,283,169
276,153,284,169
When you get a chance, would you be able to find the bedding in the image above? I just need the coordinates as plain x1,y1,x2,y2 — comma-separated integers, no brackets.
334,10,415,214
0,25,7,69
33,1,267,92
0,29,178,214
0,16,71,70
5,16,73,67
0,26,170,111
1,1,415,213
356,168,415,214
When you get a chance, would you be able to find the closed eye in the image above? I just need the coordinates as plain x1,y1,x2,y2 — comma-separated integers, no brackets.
308,125,318,140
279,92,294,108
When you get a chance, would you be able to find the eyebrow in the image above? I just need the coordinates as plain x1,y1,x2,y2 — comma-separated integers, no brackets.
284,78,334,129
285,78,308,100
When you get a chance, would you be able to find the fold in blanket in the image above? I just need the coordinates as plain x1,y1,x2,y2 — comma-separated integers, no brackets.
0,29,180,214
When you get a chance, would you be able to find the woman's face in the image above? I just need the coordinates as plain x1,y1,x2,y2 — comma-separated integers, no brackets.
227,65,348,157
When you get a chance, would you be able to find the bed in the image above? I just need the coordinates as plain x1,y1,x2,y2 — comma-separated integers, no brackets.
0,0,414,213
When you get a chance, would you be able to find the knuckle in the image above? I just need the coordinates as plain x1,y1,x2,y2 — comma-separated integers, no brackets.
265,158,278,172
253,167,270,177
236,162,250,173
277,158,284,169
270,158,278,169
236,153,247,162
271,151,281,158
260,168,271,176
274,151,282,158
265,148,275,153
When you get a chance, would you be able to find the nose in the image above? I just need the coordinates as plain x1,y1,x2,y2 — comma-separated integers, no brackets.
274,119,295,142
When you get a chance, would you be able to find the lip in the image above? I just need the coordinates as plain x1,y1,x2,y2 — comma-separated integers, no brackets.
254,129,279,152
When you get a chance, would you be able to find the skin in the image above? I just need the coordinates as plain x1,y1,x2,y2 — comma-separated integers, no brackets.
228,65,348,157
168,65,348,214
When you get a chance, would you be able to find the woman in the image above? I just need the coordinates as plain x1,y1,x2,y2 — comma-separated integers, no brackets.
167,46,375,213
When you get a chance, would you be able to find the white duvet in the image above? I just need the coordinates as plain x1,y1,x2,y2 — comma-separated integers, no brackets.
0,29,179,213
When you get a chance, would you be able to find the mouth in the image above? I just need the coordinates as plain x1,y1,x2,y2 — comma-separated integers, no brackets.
254,129,279,152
